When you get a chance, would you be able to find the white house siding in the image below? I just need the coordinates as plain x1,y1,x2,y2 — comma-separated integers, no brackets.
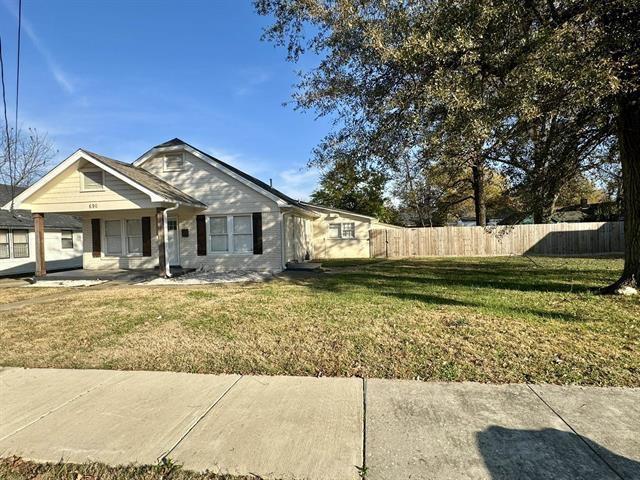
81,210,159,270
284,214,314,263
311,210,373,259
140,151,284,272
23,159,155,213
0,229,82,276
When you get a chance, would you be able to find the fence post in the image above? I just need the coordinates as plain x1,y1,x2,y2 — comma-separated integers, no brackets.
385,229,389,258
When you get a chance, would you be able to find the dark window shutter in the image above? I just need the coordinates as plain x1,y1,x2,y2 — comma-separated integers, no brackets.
252,212,263,255
196,215,206,256
91,219,101,257
141,216,151,257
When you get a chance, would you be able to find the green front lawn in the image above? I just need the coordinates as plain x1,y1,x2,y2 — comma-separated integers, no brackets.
0,256,638,386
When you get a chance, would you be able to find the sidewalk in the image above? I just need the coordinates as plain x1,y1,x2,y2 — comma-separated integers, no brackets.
1,367,638,480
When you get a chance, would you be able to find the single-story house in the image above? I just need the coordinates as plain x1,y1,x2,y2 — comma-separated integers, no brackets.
3,139,395,277
0,184,83,276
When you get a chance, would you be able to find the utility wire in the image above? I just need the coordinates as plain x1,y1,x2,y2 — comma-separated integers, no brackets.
0,33,14,209
15,0,22,150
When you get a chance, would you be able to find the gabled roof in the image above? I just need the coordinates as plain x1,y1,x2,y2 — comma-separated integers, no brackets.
0,184,82,229
4,150,207,210
82,151,206,207
136,138,311,211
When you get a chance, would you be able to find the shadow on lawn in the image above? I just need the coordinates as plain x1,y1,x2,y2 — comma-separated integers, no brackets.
292,262,607,322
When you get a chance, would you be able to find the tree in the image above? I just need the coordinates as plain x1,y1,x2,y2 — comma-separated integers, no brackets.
494,108,615,223
1,128,56,210
257,0,639,293
255,0,522,227
310,154,395,222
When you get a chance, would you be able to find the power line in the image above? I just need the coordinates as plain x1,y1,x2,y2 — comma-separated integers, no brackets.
15,0,22,147
0,32,14,208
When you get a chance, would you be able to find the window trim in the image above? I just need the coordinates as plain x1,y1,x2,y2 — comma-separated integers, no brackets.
163,153,184,172
11,229,30,258
328,222,356,240
0,229,9,259
61,229,74,249
80,169,105,192
207,214,254,255
103,218,146,257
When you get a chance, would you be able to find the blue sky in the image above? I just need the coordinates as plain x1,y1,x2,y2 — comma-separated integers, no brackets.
0,0,331,200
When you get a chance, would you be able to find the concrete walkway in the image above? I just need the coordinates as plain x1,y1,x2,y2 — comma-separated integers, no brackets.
1,368,638,480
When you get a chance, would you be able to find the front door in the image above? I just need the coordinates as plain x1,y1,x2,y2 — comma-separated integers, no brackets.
167,218,180,266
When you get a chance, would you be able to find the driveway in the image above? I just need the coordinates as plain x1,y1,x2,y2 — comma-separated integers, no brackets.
1,368,638,479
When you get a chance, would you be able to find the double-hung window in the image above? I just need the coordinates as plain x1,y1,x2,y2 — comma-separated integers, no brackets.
209,215,253,253
105,220,122,256
126,219,143,255
12,229,29,258
232,215,252,253
209,217,228,252
0,229,9,259
61,230,74,249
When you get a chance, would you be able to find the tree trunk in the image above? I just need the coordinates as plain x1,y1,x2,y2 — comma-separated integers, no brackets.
601,92,640,294
472,163,487,227
532,193,558,224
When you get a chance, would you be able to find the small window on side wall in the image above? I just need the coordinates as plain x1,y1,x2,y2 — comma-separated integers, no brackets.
342,223,355,239
164,154,184,172
61,230,73,249
82,170,104,191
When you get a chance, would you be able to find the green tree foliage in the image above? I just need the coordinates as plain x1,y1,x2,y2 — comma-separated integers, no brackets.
310,155,395,222
256,0,640,292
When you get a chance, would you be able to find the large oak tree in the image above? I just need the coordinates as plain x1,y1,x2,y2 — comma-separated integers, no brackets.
256,0,639,293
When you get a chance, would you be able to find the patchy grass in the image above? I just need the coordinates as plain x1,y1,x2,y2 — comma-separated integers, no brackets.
0,457,258,480
0,256,638,386
0,286,52,305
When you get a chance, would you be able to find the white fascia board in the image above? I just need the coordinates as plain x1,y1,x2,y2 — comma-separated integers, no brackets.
281,205,321,219
3,150,168,209
134,145,289,207
302,203,376,221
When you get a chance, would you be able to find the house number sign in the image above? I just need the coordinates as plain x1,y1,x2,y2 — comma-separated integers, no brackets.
89,203,98,209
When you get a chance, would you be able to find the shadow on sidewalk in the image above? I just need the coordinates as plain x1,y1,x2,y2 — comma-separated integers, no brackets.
477,426,640,480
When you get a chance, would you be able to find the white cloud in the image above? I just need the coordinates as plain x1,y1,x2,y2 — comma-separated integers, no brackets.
277,166,319,201
206,144,319,201
2,0,75,94
233,70,271,97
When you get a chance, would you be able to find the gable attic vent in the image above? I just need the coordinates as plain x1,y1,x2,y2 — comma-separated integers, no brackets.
164,154,184,172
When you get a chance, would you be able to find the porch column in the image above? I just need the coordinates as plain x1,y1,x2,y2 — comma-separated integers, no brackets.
156,207,168,277
33,212,46,277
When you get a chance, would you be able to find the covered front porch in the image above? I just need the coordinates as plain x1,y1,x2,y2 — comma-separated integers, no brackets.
6,149,206,278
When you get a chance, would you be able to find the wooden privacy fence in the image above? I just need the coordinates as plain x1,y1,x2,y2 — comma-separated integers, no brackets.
369,222,625,258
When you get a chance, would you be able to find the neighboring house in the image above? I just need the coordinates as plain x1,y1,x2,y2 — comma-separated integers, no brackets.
0,185,83,276
499,200,622,225
4,139,395,277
